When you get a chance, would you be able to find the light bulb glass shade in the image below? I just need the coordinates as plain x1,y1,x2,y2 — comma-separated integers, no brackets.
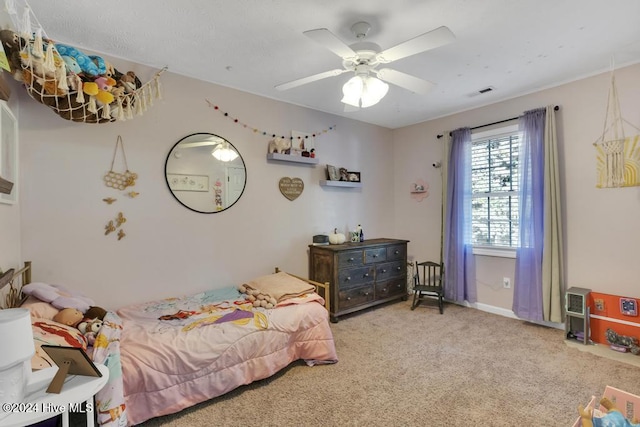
360,76,389,108
212,143,239,162
341,75,364,107
341,75,389,108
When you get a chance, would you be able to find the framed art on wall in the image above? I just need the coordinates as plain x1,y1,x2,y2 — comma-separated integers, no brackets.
0,101,17,204
326,165,339,181
167,173,209,192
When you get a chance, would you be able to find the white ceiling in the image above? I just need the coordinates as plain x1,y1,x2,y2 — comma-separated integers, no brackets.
16,0,640,129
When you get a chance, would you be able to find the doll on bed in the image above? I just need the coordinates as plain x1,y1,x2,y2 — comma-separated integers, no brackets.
579,397,640,427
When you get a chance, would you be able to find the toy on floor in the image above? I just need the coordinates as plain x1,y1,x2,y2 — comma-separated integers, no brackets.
579,397,640,427
605,328,640,355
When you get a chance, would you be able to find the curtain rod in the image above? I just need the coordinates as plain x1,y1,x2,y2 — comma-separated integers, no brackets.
437,105,560,139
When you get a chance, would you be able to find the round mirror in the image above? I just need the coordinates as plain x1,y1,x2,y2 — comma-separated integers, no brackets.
165,133,246,213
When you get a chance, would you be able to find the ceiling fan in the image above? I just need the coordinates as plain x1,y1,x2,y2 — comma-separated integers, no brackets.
275,21,455,108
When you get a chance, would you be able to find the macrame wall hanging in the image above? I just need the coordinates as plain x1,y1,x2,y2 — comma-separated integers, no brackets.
593,67,640,188
2,0,166,123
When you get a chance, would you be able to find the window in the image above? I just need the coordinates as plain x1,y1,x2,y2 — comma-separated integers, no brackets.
471,124,521,249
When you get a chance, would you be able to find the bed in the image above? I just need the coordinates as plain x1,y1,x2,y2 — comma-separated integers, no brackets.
1,262,338,426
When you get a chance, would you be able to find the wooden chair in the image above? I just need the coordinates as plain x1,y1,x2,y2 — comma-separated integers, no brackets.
411,261,444,313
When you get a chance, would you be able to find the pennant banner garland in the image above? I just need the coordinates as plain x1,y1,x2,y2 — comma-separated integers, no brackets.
205,100,336,141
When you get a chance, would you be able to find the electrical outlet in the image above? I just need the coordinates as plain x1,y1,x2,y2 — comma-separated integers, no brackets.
503,277,511,289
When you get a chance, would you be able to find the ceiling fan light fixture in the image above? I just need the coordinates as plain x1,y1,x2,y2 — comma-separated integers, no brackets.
212,142,239,162
341,75,389,108
341,75,364,107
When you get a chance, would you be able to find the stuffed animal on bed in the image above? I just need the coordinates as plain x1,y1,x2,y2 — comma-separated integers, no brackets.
52,307,83,327
78,317,103,346
85,306,107,321
579,397,640,427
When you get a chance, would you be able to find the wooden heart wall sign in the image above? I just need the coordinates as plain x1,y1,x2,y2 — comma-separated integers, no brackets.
279,177,304,201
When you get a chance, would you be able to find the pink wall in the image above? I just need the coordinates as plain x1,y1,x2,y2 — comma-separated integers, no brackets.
15,60,394,309
393,62,640,316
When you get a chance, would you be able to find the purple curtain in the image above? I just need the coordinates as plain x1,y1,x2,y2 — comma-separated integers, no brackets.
444,127,477,304
513,108,546,321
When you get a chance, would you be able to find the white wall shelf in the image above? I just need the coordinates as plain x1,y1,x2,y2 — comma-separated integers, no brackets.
320,180,362,188
266,153,318,165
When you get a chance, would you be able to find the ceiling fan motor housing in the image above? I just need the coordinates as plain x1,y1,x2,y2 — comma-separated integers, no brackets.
351,21,371,39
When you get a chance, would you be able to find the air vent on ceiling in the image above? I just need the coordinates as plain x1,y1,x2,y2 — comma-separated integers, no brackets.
468,86,495,97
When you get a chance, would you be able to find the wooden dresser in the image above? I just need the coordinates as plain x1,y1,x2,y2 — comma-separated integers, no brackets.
308,238,409,322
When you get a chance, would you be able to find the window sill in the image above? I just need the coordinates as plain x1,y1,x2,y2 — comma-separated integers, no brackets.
473,246,516,258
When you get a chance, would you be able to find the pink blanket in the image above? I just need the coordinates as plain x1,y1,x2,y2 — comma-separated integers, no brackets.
115,288,337,425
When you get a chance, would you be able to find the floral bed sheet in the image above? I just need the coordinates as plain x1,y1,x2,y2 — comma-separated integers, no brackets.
93,287,337,425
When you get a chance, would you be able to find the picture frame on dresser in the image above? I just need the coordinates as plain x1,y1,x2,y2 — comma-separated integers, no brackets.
0,100,17,204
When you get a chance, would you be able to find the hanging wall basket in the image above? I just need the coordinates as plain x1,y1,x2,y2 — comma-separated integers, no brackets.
1,8,165,123
593,71,640,188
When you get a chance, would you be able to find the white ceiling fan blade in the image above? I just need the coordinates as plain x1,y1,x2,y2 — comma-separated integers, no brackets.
377,26,455,63
275,69,348,91
376,68,434,95
303,28,357,59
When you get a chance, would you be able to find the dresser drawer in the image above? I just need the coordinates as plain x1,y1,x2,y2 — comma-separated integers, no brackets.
338,284,375,310
364,247,387,264
375,278,406,299
338,250,363,268
376,261,405,281
386,244,406,261
338,266,374,288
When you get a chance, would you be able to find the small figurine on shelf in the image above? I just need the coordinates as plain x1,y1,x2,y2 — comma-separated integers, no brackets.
359,224,364,242
309,148,315,158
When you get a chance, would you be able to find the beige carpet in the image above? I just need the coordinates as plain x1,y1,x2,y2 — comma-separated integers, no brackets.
137,300,640,426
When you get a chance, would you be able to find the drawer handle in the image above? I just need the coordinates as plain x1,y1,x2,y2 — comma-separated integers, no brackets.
381,269,387,273
362,292,370,296
394,250,399,254
347,297,351,301
382,288,387,292
396,266,402,271
348,257,355,262
372,254,378,258
363,273,369,278
346,276,351,281
396,284,402,288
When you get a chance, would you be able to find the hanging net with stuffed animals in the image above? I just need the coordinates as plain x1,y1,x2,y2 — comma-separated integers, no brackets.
2,0,166,123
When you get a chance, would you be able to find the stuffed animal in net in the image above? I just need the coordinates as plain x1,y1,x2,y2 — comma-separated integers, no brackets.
579,397,640,427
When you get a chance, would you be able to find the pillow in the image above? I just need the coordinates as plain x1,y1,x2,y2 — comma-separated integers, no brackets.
21,295,60,320
31,317,87,370
22,282,95,313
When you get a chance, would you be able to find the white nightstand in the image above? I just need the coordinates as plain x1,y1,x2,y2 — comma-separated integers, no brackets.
1,363,109,427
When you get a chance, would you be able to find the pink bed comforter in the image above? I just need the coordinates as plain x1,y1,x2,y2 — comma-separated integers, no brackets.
115,288,337,425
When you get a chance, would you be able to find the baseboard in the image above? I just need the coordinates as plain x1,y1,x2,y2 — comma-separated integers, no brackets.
458,300,564,330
